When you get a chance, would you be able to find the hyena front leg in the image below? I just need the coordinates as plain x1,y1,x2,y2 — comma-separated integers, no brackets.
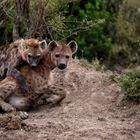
0,79,16,112
10,68,27,94
38,84,66,105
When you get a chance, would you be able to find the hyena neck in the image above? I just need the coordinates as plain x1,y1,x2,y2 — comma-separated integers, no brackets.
43,52,56,70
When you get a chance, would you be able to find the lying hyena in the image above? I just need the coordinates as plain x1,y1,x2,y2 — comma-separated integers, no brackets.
0,40,78,112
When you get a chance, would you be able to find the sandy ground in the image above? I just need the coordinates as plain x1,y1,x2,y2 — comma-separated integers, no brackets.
0,59,140,140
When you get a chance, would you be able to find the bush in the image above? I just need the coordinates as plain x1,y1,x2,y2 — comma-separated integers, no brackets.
91,58,106,72
67,0,115,61
108,44,133,67
108,0,140,67
119,69,140,102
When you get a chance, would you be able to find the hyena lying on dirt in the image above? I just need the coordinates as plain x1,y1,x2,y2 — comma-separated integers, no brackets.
0,40,78,112
0,38,46,93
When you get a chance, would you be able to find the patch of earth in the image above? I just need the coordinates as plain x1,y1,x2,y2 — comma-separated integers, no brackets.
0,59,140,140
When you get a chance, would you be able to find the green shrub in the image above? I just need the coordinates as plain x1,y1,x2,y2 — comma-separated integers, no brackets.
119,69,140,102
108,44,133,67
80,58,106,72
80,58,93,68
91,58,106,72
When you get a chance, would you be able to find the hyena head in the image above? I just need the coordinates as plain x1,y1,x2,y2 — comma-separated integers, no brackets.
47,40,78,70
17,38,47,67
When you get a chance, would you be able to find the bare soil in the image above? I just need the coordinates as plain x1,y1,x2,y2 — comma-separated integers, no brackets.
0,59,140,140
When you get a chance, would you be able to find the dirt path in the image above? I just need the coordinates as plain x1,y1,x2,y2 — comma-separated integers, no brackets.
0,60,140,140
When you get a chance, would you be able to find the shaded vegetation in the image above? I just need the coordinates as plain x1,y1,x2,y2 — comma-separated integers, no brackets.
0,0,140,67
119,69,140,102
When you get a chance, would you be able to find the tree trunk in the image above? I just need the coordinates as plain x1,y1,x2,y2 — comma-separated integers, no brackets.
13,0,30,40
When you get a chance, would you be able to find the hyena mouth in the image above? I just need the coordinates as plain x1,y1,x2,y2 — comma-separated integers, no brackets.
28,57,39,67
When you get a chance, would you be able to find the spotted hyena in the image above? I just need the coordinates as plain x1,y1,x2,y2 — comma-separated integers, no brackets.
0,38,47,93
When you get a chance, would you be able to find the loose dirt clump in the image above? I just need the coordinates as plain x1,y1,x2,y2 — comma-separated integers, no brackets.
0,59,140,140
0,113,22,130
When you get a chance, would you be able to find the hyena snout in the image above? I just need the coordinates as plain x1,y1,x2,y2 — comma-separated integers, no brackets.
57,58,67,70
58,63,66,70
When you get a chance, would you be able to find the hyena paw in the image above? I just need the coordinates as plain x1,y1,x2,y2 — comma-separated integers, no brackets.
1,103,16,112
18,111,29,120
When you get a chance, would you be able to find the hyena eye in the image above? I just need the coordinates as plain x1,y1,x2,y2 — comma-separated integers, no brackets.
55,54,60,58
66,55,69,59
28,53,32,58
37,54,41,58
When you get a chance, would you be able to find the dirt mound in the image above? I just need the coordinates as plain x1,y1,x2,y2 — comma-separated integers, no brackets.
0,59,140,140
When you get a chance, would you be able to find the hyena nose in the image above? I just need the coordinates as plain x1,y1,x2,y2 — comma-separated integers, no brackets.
58,64,66,70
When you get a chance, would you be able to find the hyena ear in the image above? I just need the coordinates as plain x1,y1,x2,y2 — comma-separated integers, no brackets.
19,39,28,51
39,40,47,49
15,39,27,51
67,40,78,54
48,40,58,52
